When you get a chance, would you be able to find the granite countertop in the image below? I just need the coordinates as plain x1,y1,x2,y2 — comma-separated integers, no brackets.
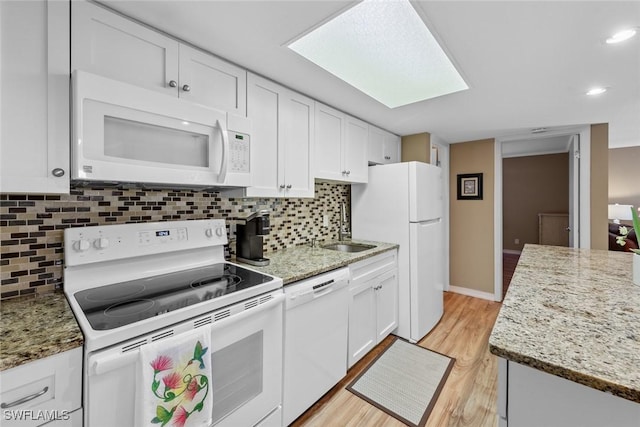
1,291,84,372
489,244,640,403
235,239,398,285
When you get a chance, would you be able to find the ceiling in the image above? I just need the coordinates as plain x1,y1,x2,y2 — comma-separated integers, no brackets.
100,0,640,148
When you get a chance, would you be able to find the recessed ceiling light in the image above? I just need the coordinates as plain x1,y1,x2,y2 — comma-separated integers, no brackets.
586,87,607,96
287,0,468,108
606,29,637,44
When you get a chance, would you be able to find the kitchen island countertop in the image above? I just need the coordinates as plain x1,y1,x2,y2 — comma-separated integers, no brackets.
489,244,640,403
235,239,398,285
1,291,84,371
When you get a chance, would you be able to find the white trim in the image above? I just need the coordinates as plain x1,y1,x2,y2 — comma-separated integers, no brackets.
494,139,503,302
448,285,497,302
503,249,522,255
431,135,450,292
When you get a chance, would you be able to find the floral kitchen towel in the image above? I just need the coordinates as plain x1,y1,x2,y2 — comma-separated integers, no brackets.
137,326,213,427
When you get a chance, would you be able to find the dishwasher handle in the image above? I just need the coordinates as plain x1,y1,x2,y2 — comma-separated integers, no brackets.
286,278,347,309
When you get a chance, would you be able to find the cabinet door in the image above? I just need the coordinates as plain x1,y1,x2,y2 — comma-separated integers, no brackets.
315,103,345,181
368,125,386,165
245,74,281,197
178,44,247,115
281,90,315,198
375,269,399,342
343,115,369,183
348,280,377,368
72,0,179,95
383,132,401,164
0,0,69,194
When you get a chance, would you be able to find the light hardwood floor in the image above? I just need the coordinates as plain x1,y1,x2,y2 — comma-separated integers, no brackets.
293,292,502,427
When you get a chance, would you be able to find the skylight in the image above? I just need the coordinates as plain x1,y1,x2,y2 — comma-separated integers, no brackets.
287,0,468,108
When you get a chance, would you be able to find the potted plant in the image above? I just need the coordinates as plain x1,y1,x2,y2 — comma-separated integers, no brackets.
616,207,640,285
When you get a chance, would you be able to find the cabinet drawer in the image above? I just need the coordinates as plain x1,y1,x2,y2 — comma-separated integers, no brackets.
349,249,397,285
1,348,82,427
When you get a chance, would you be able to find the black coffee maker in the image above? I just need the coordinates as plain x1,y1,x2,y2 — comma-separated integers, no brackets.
236,210,271,266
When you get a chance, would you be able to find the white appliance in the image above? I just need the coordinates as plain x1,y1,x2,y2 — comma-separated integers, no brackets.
282,268,349,426
72,70,252,188
352,161,444,342
63,219,284,427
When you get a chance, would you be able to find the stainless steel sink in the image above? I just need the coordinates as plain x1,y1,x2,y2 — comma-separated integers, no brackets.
322,242,376,253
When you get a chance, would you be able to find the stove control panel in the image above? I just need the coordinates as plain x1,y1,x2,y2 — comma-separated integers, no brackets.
64,219,228,266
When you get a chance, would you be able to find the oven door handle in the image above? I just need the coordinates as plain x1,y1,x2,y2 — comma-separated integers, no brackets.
90,349,139,377
210,292,284,332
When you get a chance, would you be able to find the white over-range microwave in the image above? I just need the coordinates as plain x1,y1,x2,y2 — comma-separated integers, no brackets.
72,70,251,188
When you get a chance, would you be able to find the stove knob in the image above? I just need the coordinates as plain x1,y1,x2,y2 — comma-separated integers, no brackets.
215,227,224,237
94,237,110,250
73,239,91,252
205,228,214,238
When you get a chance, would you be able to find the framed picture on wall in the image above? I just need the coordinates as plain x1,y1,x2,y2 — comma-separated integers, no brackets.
457,173,483,200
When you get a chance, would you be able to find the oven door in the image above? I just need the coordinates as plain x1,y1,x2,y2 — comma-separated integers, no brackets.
84,291,283,427
72,70,233,187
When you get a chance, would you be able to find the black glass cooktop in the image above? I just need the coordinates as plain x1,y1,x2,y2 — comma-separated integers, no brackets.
74,263,275,330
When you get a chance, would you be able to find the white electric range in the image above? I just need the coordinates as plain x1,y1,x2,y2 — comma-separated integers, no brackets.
63,219,284,427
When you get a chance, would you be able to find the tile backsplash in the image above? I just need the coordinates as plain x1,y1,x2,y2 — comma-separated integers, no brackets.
0,182,350,300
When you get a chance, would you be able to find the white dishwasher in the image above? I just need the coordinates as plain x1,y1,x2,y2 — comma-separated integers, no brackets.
282,267,350,426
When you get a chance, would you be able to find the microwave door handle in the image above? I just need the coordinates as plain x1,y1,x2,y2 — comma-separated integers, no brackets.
216,119,229,183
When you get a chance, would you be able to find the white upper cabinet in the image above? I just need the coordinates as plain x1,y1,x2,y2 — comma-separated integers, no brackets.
0,0,70,194
178,44,247,115
245,73,314,198
72,1,246,115
384,132,401,164
369,125,400,165
315,103,368,184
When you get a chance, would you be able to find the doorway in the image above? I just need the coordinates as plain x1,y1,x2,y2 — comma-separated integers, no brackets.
494,129,589,301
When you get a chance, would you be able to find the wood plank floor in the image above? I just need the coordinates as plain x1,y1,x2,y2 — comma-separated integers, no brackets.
292,292,502,427
502,252,521,299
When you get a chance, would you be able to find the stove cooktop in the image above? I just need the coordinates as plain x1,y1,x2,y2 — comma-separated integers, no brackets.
74,263,275,330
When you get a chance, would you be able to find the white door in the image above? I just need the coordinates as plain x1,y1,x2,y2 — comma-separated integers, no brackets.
368,126,386,165
409,162,443,222
344,116,369,183
348,280,376,368
315,103,345,181
409,220,444,342
246,74,280,197
281,91,315,198
72,0,179,95
178,44,247,115
383,132,401,164
375,269,399,342
568,134,580,248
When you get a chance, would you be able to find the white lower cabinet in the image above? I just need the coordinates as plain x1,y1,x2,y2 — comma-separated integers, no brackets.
348,250,398,368
499,358,640,427
0,348,82,427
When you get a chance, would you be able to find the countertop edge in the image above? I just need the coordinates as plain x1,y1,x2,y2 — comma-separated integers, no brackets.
488,342,640,404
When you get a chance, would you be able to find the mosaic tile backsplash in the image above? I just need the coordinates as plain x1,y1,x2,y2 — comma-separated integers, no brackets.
0,182,350,300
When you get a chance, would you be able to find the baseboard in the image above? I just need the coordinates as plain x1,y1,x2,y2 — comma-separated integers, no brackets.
448,285,497,301
503,249,522,255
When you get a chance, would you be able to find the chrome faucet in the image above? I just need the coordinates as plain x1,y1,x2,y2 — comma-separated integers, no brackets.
338,202,351,241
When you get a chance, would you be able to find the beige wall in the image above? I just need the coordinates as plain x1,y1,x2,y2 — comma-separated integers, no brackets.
450,139,495,294
401,132,430,163
609,146,640,208
503,153,569,251
590,124,609,250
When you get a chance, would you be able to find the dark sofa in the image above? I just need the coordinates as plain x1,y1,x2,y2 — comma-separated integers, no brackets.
608,223,638,252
